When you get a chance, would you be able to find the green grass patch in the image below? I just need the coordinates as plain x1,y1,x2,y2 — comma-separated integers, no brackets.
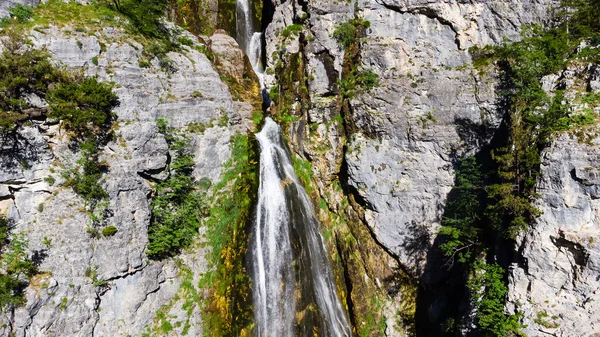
200,133,257,337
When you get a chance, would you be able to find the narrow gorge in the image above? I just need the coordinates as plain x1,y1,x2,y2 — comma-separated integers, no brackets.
0,0,599,337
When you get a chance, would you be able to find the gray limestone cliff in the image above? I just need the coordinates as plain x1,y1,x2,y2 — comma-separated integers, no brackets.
0,5,254,336
261,0,597,336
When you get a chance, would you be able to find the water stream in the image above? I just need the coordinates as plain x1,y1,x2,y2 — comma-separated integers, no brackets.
235,0,353,335
251,119,353,337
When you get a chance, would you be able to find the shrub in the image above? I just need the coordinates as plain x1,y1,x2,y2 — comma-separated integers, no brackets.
469,261,524,337
281,24,302,38
0,228,37,312
339,69,379,98
103,0,170,39
47,76,119,139
0,36,65,131
0,4,33,26
63,141,108,204
332,18,370,49
147,119,204,258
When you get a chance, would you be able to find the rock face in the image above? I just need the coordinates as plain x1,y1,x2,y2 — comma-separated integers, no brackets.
265,0,554,286
264,0,555,278
507,135,600,337
506,63,600,337
0,11,252,337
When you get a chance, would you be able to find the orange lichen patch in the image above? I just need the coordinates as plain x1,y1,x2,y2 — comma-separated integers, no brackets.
28,272,53,295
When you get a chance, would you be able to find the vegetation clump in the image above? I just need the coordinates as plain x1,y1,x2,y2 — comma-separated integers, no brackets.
0,4,33,26
437,1,600,336
200,133,257,336
0,216,37,312
101,225,118,237
332,18,370,49
332,17,379,102
147,117,205,259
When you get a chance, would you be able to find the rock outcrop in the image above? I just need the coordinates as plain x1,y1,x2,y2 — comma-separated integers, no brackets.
506,64,600,337
0,5,253,336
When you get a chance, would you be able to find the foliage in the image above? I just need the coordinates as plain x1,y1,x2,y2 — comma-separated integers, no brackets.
439,156,485,267
0,219,37,312
437,2,600,335
558,0,600,39
0,4,33,26
468,261,524,337
100,0,170,39
332,18,370,49
47,76,118,140
63,141,109,205
0,30,118,142
0,34,65,131
147,118,205,259
281,24,302,38
200,133,257,337
339,69,379,99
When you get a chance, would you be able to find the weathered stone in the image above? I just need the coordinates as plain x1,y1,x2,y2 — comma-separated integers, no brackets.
507,135,600,336
209,30,246,79
0,8,252,336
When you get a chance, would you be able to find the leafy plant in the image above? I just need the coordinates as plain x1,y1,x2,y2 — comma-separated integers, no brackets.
147,118,205,258
0,223,37,312
332,18,370,49
63,141,109,205
0,4,33,26
468,261,524,337
47,76,119,140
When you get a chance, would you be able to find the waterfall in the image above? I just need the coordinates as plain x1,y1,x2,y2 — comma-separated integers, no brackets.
251,118,353,337
233,1,352,334
236,0,265,88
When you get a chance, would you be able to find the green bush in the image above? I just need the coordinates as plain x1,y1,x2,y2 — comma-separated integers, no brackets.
468,261,524,337
63,141,108,204
147,119,204,258
339,69,379,98
0,224,37,312
101,225,118,237
281,24,302,38
0,36,65,131
102,0,170,38
0,4,33,26
332,18,370,49
47,76,119,139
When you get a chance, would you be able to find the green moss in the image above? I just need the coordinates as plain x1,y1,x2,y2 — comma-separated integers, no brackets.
101,226,118,237
199,133,257,336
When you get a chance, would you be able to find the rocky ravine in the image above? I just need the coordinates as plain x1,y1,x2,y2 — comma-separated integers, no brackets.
0,10,254,337
261,0,597,335
1,0,600,336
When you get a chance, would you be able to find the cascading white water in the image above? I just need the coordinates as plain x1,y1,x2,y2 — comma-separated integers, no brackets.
234,1,352,334
236,0,265,89
251,118,353,337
